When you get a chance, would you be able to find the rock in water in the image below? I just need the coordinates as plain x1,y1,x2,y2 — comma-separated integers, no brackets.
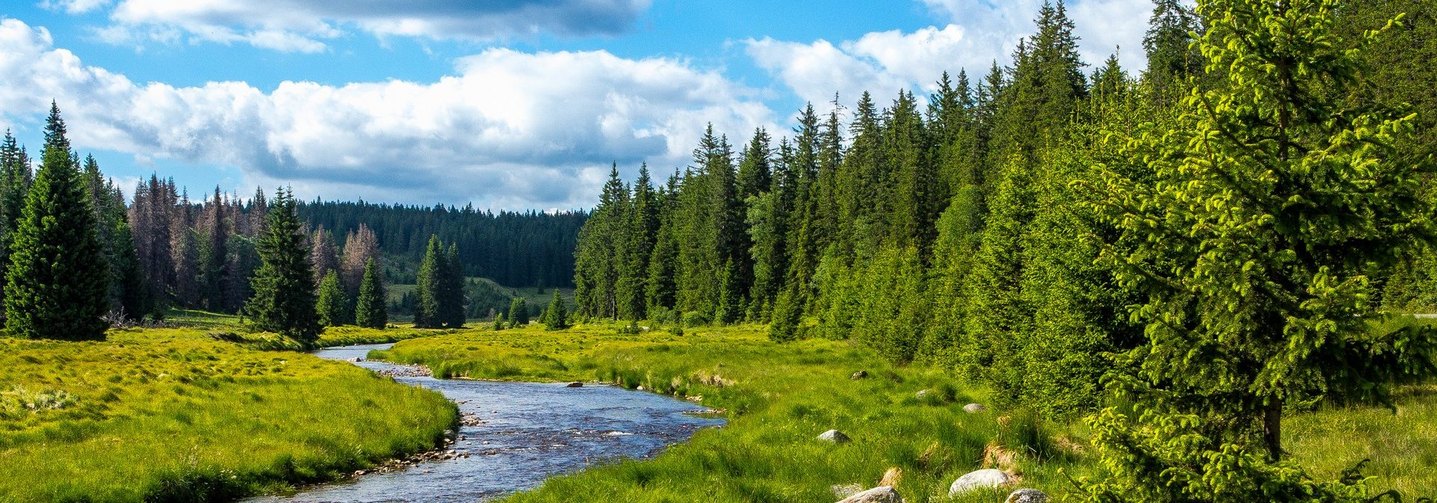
566,382,583,388
817,429,851,444
963,403,986,413
1006,488,1048,503
850,370,868,380
949,469,1012,496
836,486,902,503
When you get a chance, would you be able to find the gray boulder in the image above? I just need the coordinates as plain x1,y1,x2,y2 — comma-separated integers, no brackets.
850,370,868,380
566,382,583,388
836,486,902,503
962,403,986,413
948,468,1012,496
817,429,851,444
1006,488,1048,503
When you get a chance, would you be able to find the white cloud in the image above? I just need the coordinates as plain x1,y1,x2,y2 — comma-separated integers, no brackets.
94,0,651,52
0,19,773,209
750,0,1153,109
38,0,112,15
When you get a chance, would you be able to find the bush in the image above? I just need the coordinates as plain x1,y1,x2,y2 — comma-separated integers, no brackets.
682,311,710,328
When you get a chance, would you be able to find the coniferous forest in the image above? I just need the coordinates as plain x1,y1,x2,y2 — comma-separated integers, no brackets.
4,0,1437,501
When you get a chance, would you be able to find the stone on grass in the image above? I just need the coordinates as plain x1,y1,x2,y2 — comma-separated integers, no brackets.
963,403,986,413
1006,488,1048,503
817,429,851,444
948,468,1012,496
831,483,864,499
850,370,868,380
836,485,902,503
915,389,932,399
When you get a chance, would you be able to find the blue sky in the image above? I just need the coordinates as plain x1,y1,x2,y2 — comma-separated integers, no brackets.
0,0,1152,210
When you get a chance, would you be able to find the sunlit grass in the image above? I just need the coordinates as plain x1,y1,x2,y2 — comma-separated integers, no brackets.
0,328,457,501
373,323,1088,502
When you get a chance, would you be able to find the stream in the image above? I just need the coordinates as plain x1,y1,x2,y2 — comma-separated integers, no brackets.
247,343,723,503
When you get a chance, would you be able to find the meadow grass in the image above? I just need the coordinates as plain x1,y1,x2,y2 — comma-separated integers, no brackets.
372,323,1089,502
374,322,1437,502
0,327,458,502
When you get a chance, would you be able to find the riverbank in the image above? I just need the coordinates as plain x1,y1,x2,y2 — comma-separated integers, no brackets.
371,323,1083,502
0,328,457,501
375,322,1437,501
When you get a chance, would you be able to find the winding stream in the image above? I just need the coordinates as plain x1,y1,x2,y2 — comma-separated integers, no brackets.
248,343,723,503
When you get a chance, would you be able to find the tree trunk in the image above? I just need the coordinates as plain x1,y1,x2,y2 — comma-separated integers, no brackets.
1262,398,1283,461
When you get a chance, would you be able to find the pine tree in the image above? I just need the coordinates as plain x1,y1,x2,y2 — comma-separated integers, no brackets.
414,234,444,328
0,129,31,317
316,270,351,326
339,223,378,296
1143,0,1203,99
245,188,321,345
493,312,506,331
354,257,387,329
542,289,568,330
4,102,110,340
507,297,529,326
197,187,228,311
310,226,339,285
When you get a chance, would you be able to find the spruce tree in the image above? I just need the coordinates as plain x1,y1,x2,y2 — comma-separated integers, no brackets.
439,243,466,327
1082,0,1437,498
541,289,568,330
414,234,443,328
507,297,529,326
354,258,387,329
5,102,109,340
245,188,321,345
316,270,350,326
493,312,506,331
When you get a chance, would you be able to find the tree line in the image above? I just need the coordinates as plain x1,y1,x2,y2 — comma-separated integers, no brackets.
572,0,1437,498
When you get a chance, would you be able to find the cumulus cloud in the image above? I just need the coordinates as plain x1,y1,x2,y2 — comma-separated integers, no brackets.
0,18,772,208
87,0,651,52
750,0,1153,109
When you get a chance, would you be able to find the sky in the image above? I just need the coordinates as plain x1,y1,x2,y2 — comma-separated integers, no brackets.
0,0,1154,211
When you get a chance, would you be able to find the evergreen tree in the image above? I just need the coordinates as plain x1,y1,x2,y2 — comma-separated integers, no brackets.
438,243,466,327
414,234,444,328
493,312,506,331
245,188,320,345
541,289,568,330
507,297,529,326
4,102,109,340
1083,0,1437,498
197,187,228,311
1142,0,1203,99
354,258,387,329
0,129,31,317
316,270,351,326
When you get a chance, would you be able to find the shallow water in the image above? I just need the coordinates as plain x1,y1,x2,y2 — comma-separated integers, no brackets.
247,343,722,503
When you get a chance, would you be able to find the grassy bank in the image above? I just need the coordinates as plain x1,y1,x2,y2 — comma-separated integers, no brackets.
372,323,1437,502
372,324,1087,502
0,328,457,502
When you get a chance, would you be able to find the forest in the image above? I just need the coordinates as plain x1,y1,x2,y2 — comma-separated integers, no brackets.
570,0,1437,497
0,0,1435,500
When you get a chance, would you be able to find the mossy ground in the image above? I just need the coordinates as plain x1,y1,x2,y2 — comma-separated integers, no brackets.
0,325,456,502
375,322,1437,502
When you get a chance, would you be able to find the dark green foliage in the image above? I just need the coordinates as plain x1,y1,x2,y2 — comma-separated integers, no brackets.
542,289,568,330
439,243,466,327
245,188,320,345
493,312,506,331
413,235,461,328
316,270,351,326
354,258,387,329
507,297,529,326
4,103,109,341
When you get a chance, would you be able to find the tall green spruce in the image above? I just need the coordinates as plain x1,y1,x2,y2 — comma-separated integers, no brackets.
542,289,568,330
507,297,529,326
246,188,321,345
414,235,465,328
1080,0,1437,499
354,258,387,328
316,270,350,326
5,103,109,340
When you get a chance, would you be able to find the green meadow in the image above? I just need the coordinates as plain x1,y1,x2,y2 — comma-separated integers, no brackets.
0,326,456,502
372,322,1437,502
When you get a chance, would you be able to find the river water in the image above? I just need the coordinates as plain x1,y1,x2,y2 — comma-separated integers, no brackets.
248,343,723,503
